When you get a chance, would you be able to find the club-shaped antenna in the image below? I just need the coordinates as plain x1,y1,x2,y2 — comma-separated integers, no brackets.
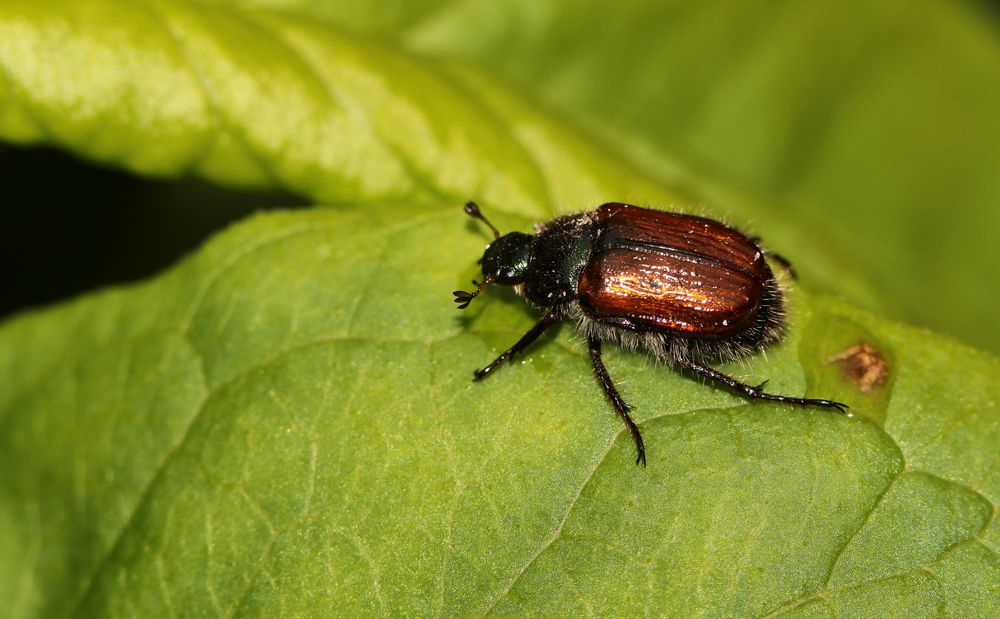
464,201,500,239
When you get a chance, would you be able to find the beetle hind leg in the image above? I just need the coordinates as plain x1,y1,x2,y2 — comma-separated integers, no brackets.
588,336,647,466
748,236,798,280
679,359,849,414
765,251,798,280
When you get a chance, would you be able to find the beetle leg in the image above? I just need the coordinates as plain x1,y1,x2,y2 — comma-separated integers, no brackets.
748,236,798,280
679,360,849,414
765,251,797,280
588,336,647,466
473,308,559,381
762,249,799,280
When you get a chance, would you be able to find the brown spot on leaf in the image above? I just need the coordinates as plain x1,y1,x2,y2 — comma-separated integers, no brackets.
826,342,889,393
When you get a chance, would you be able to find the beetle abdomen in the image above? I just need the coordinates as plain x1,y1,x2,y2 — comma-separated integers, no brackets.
578,204,769,337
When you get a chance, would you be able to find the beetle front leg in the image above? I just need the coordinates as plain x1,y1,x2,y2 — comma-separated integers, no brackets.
678,360,849,413
473,308,559,380
588,336,646,466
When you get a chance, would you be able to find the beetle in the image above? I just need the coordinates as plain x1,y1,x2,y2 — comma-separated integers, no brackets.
454,201,848,466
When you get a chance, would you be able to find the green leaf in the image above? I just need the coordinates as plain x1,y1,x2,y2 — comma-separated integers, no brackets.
0,0,683,216
229,0,1000,354
1,1,998,616
10,1,1000,353
398,0,1000,354
0,0,536,208
0,0,875,300
1,206,998,617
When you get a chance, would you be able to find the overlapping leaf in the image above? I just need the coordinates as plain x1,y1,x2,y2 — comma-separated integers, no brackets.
210,0,1000,352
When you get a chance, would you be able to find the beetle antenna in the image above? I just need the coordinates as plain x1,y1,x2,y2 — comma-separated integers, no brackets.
453,277,493,310
464,201,500,240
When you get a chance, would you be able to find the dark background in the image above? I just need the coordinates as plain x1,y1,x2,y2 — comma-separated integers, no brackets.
0,144,303,319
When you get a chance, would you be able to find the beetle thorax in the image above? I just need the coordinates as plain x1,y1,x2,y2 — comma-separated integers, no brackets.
521,213,598,307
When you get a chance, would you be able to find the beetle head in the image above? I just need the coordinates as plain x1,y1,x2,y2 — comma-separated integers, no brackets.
481,232,532,285
454,202,533,309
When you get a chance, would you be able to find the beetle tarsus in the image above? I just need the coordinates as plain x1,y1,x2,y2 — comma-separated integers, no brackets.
810,399,850,414
453,278,493,310
588,336,647,467
680,360,849,415
472,309,559,381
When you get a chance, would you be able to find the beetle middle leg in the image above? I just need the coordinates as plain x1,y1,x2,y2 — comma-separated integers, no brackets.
679,359,849,413
588,336,646,466
473,308,560,380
